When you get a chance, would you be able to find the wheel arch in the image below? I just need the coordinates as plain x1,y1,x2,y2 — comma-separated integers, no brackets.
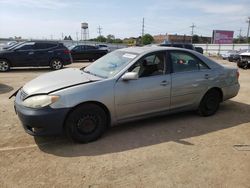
203,87,223,102
63,101,111,130
0,58,12,66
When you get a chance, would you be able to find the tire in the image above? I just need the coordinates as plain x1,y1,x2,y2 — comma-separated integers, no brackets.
50,59,63,70
242,62,248,69
0,60,10,72
65,104,107,143
198,89,221,116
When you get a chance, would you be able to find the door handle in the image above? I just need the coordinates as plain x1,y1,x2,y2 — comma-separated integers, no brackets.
28,52,34,55
204,74,210,79
160,80,169,86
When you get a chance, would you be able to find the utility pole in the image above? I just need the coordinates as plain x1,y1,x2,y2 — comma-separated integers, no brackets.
190,23,196,43
97,25,102,36
76,32,79,44
238,28,242,43
61,33,64,40
142,17,145,37
247,17,250,43
238,28,242,38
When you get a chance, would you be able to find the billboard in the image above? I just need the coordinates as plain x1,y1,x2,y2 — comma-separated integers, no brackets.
212,30,234,44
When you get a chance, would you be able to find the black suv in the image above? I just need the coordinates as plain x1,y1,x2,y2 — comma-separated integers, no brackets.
69,45,108,61
0,41,72,72
159,43,203,54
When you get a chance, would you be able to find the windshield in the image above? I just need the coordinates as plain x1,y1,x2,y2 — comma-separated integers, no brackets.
5,42,25,50
84,50,138,78
68,45,76,50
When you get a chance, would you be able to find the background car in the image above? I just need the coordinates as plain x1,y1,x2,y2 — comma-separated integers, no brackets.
0,41,72,72
237,51,250,69
96,44,111,52
221,50,238,60
159,42,203,53
69,44,108,61
14,47,240,143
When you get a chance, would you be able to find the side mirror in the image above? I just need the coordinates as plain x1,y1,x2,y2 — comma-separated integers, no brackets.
121,72,138,81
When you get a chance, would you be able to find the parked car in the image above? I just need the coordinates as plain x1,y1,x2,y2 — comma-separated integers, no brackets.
0,41,72,72
195,47,203,54
97,44,111,52
159,43,203,54
237,51,250,69
69,45,108,61
13,47,240,143
221,50,238,60
228,53,241,62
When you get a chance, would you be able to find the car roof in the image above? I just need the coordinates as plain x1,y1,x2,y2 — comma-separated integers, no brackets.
117,46,193,55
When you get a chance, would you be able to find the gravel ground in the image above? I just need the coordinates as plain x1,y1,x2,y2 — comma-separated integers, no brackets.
0,59,249,188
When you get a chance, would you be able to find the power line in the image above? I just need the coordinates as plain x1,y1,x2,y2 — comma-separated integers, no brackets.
97,25,102,36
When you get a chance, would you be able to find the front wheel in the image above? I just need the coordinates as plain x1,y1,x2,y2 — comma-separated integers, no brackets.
198,90,221,116
65,104,107,143
50,59,63,70
0,60,10,72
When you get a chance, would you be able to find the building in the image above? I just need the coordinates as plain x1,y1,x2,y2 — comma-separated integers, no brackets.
153,34,211,44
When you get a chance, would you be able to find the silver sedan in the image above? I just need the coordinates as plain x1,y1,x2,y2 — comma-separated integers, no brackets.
14,47,240,143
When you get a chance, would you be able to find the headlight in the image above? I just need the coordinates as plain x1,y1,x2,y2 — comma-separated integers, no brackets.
22,95,60,108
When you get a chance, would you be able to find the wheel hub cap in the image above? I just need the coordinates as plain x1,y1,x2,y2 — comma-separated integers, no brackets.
77,115,97,134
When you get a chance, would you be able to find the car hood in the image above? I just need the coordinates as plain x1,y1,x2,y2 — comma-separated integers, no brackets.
23,68,102,95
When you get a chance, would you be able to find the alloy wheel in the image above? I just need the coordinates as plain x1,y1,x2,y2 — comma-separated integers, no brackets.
0,61,9,72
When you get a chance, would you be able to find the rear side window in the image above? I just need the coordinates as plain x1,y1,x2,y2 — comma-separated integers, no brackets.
35,43,58,49
170,51,209,73
184,44,194,50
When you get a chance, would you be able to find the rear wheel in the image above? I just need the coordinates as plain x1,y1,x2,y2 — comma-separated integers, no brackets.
198,89,221,116
0,60,10,72
242,62,248,69
65,104,107,143
50,59,63,70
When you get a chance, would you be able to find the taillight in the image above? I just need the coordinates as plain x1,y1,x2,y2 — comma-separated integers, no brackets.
64,50,70,54
236,70,239,79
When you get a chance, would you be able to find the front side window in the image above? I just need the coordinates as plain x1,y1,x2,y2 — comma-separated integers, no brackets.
170,51,208,73
128,52,166,78
85,45,96,50
16,43,35,51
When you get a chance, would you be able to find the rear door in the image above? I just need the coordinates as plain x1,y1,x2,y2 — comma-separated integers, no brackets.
34,43,57,66
85,45,99,60
169,50,212,110
115,51,171,121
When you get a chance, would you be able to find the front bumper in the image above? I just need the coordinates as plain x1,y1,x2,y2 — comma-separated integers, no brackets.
15,102,70,136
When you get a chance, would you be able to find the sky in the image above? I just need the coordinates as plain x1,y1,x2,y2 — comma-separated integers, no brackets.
0,0,249,40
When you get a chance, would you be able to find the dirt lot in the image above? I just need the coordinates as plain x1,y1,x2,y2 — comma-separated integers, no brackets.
0,59,249,188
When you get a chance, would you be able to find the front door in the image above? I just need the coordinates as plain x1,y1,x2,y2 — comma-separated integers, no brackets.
114,51,171,121
12,42,35,67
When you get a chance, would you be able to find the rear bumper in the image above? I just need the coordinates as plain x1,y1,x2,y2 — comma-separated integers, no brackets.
15,102,70,136
222,83,240,101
